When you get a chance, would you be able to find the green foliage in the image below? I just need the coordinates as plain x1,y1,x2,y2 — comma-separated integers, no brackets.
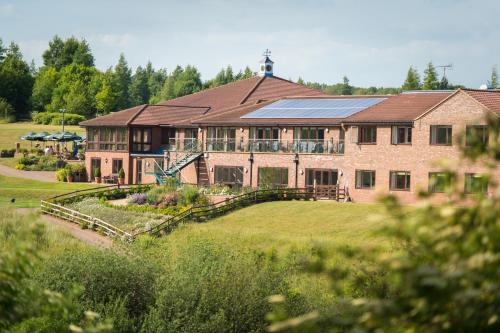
402,65,421,90
488,65,498,89
340,76,352,95
423,61,440,90
140,241,310,333
177,185,208,206
17,155,61,171
31,66,59,112
0,209,112,332
129,66,149,106
269,114,500,333
0,97,15,122
42,36,94,70
113,54,132,110
55,168,68,182
32,112,85,125
0,42,34,118
0,148,15,157
118,168,125,179
94,167,101,178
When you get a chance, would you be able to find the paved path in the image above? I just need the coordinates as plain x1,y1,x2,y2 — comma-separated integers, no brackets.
17,208,113,248
0,164,56,182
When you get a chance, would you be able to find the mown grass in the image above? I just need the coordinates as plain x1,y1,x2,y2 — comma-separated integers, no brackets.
0,122,84,150
0,174,96,208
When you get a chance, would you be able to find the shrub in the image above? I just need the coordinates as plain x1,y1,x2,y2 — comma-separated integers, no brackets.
128,193,148,205
94,168,101,178
55,168,67,182
178,185,209,206
15,163,26,170
18,155,39,166
118,168,125,179
146,185,173,205
0,149,16,157
0,98,15,122
33,247,157,331
32,112,85,125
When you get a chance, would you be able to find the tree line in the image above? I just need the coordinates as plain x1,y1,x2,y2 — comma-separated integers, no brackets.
1,35,498,122
0,36,255,122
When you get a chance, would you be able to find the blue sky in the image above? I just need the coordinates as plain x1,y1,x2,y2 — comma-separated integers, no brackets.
1,0,498,87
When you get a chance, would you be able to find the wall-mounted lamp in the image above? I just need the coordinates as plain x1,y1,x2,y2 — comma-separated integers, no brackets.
283,128,287,133
210,167,214,172
204,152,209,158
326,128,330,133
244,167,248,173
104,158,108,164
240,128,244,132
248,152,254,163
300,169,304,175
293,153,299,165
198,127,202,132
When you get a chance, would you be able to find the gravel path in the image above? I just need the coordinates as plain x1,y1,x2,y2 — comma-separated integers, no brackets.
16,208,113,248
0,164,56,182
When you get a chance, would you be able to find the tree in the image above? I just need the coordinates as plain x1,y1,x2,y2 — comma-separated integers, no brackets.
422,62,439,90
145,61,167,104
173,65,202,97
340,76,352,95
402,66,421,90
296,77,305,85
0,38,6,62
31,66,59,111
48,63,98,117
129,66,149,106
439,75,449,89
488,66,498,89
95,70,119,114
0,42,34,118
113,53,132,110
0,97,15,121
42,36,94,70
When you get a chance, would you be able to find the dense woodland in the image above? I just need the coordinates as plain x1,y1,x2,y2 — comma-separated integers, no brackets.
0,36,498,123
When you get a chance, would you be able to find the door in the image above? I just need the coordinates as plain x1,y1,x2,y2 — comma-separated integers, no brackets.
184,128,197,150
306,169,339,199
161,128,176,149
136,159,142,184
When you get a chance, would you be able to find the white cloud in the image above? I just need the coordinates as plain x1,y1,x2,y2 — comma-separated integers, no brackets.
18,39,48,64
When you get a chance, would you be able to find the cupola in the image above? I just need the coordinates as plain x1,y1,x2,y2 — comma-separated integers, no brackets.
258,49,274,77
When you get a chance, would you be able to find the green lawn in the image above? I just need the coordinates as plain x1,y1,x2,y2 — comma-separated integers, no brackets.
142,201,392,261
0,174,96,208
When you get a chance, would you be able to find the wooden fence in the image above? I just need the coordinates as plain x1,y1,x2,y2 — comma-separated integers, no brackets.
41,184,345,240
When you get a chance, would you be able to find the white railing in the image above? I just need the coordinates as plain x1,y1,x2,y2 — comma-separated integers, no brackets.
41,200,134,240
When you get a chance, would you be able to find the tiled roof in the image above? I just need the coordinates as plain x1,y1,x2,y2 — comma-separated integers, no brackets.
342,92,453,123
131,105,210,126
80,75,327,127
79,104,147,126
462,89,500,114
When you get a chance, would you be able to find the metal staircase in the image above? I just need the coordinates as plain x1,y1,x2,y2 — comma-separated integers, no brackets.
153,151,203,185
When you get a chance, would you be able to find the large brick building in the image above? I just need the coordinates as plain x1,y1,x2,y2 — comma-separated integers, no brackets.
80,56,500,203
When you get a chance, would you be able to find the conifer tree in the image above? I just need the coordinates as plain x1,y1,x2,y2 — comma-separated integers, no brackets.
402,66,421,90
488,65,498,89
113,53,132,110
129,66,149,106
341,76,352,95
422,62,439,90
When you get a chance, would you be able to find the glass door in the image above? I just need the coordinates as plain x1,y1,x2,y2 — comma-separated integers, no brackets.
136,159,142,184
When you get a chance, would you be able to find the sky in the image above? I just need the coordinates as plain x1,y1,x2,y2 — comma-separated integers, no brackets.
0,0,498,88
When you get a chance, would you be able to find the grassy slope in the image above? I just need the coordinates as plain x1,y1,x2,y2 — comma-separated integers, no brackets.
0,174,96,208
168,201,389,252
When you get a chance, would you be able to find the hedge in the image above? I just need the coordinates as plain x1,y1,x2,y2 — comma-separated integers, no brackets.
32,112,86,125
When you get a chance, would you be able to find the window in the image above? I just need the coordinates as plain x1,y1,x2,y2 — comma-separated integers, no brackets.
391,126,412,144
293,127,325,141
214,166,243,190
161,128,176,145
390,171,411,191
132,128,152,152
207,127,237,151
258,167,288,188
428,172,454,193
465,125,488,148
87,127,128,151
112,159,123,175
305,169,338,187
464,173,488,193
355,170,376,189
430,125,452,145
358,126,377,144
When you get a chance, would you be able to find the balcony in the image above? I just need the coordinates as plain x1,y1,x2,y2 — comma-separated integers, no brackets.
204,139,344,154
161,138,203,152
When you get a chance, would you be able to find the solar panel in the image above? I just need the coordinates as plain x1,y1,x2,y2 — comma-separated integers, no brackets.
241,98,386,119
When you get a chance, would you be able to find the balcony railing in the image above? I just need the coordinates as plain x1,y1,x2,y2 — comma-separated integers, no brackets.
204,138,344,154
161,138,202,152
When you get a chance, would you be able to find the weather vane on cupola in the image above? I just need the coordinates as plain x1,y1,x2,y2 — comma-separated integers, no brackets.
259,49,274,77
